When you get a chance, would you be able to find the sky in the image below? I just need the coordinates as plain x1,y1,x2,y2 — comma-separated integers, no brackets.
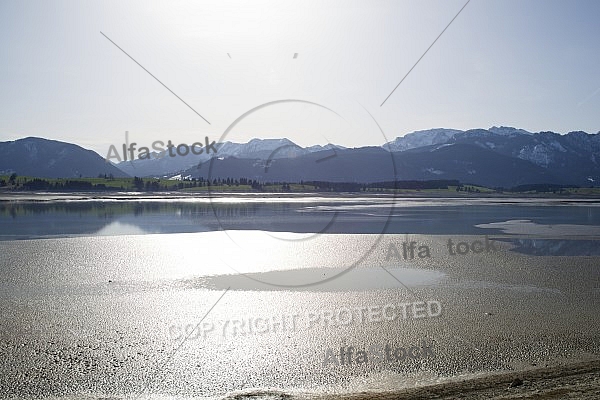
0,0,599,156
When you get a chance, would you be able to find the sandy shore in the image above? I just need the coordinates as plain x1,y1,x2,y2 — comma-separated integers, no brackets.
319,359,600,399
1,232,599,399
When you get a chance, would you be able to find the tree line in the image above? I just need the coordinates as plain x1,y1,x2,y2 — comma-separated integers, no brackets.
3,174,472,193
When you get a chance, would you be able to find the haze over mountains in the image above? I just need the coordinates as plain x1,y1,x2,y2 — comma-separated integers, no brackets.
121,126,600,187
0,137,127,179
115,138,347,178
1,126,599,188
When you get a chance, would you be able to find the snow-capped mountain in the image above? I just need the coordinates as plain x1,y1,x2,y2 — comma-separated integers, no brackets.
305,143,347,152
382,128,463,152
217,138,305,159
445,128,600,184
115,127,599,185
488,126,533,136
384,126,599,177
116,138,347,177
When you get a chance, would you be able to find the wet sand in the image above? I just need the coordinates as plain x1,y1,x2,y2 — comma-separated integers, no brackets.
1,197,599,399
1,235,599,398
323,359,600,399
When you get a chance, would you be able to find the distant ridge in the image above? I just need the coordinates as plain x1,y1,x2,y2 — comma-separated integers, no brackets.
0,137,129,179
1,127,599,187
174,127,599,187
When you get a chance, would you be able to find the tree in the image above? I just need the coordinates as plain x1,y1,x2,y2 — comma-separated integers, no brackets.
133,176,144,190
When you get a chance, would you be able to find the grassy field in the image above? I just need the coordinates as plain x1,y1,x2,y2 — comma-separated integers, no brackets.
0,175,176,191
182,184,253,192
1,175,598,196
564,187,600,195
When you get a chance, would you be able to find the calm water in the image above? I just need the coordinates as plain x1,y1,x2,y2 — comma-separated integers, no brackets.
2,193,600,239
1,194,599,398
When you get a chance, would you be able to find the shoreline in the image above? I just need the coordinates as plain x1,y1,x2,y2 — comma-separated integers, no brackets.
2,190,600,201
318,358,600,400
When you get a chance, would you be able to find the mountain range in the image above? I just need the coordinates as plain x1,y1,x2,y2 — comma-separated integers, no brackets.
1,126,599,188
114,138,347,177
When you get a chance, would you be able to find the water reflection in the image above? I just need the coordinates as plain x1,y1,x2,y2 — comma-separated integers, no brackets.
179,266,447,291
1,197,600,240
500,238,600,256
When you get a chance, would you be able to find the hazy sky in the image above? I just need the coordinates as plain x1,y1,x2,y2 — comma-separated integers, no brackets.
1,0,599,155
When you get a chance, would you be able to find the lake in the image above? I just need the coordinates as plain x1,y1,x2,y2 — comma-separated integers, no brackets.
1,193,599,398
